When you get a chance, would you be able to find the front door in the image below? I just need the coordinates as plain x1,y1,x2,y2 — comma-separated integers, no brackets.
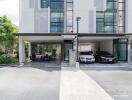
64,40,73,61
113,39,128,61
118,43,127,61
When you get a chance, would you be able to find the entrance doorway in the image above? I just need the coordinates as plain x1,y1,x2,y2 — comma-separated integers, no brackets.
64,40,73,61
118,43,127,61
31,42,62,62
113,39,128,61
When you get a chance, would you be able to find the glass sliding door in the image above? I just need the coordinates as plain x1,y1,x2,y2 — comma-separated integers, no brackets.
64,40,73,61
113,39,128,61
31,42,61,62
118,43,127,61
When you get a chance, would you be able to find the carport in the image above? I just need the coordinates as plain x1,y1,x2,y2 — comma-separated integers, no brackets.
79,33,132,62
16,33,75,63
16,33,132,64
78,37,117,55
78,33,132,62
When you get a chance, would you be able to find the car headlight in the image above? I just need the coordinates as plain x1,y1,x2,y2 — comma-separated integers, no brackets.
101,57,106,59
91,57,95,59
80,57,85,59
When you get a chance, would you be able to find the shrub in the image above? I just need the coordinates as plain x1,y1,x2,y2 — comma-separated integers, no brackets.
0,55,18,64
0,52,5,56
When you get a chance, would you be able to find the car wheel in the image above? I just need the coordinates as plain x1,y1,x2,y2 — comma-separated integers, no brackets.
79,61,82,63
113,60,117,63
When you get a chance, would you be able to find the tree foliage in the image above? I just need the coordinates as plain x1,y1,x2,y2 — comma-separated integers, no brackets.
0,15,19,54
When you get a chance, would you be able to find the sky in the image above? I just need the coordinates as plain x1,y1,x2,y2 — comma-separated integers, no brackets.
0,0,19,26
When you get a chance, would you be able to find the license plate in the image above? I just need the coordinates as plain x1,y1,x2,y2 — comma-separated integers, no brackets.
109,59,112,61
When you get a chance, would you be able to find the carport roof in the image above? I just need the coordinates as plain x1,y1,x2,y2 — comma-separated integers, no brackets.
15,33,132,37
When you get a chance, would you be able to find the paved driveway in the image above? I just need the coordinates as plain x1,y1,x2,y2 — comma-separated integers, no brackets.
80,63,132,100
0,62,132,100
0,66,61,100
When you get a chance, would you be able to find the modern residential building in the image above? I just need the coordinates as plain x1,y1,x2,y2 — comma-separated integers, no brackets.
18,0,132,63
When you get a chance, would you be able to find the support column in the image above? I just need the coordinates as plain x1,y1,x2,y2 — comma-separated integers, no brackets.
19,36,25,64
128,37,131,62
74,37,79,68
28,42,31,62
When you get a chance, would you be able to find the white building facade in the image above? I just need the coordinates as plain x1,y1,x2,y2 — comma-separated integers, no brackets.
19,0,132,63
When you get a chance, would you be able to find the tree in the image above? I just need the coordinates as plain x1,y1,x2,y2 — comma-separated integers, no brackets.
0,15,19,55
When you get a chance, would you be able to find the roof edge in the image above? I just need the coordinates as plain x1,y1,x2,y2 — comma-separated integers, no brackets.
14,33,132,37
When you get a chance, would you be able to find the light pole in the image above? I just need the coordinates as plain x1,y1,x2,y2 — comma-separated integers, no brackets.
76,17,81,62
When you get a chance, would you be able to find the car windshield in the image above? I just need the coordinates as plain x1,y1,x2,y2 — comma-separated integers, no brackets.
97,51,111,55
80,52,92,55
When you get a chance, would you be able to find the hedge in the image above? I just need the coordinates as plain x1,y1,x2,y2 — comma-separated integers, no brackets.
0,55,18,64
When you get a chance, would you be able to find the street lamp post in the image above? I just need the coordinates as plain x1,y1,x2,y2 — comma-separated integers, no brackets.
76,17,81,62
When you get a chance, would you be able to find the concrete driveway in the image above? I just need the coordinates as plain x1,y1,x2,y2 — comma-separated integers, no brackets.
80,63,132,100
0,62,132,100
0,66,61,100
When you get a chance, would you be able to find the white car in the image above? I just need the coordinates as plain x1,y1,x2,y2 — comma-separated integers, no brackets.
79,51,95,63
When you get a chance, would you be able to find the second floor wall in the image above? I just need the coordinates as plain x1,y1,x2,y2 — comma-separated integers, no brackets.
19,0,132,34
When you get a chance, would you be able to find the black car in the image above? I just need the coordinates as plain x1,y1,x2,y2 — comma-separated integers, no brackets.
94,51,118,63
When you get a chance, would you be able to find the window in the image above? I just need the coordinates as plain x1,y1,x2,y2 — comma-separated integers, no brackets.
105,12,114,22
96,12,116,32
66,0,73,33
96,22,104,32
41,0,49,8
67,0,73,2
96,13,104,19
50,0,64,32
50,1,64,9
50,0,64,9
66,3,72,10
51,12,64,32
51,24,64,32
105,26,114,32
107,0,117,10
51,12,64,22
66,11,73,26
118,0,125,32
96,0,117,33
107,2,114,9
